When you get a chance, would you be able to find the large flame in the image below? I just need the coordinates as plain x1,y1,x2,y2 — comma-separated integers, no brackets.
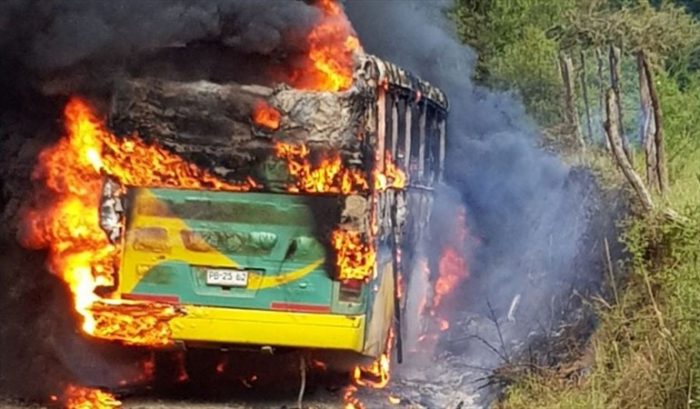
20,97,255,346
275,141,369,194
288,0,361,92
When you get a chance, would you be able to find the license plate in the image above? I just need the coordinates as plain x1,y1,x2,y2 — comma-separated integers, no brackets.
205,269,248,287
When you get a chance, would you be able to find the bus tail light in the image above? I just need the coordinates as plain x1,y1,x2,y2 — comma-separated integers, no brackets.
132,227,170,253
339,279,364,302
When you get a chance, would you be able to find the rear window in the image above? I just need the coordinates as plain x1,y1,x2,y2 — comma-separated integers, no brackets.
128,189,341,227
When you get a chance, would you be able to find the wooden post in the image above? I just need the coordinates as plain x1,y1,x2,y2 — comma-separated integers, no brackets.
596,48,610,150
640,51,668,196
558,50,585,152
604,88,654,212
608,45,632,163
580,50,594,143
636,50,659,192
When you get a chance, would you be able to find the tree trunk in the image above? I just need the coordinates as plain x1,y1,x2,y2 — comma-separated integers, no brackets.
636,50,659,192
558,50,585,152
640,52,669,196
604,88,654,212
596,48,610,150
580,50,594,143
608,45,632,162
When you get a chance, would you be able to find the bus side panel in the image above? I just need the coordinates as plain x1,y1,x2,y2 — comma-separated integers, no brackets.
362,255,395,358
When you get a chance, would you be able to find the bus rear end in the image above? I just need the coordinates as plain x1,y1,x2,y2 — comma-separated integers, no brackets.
113,186,373,353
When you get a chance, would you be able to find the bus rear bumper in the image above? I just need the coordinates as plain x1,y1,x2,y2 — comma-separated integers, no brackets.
169,305,366,352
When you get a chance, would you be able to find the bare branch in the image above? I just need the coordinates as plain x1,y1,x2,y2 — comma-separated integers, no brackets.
604,88,655,213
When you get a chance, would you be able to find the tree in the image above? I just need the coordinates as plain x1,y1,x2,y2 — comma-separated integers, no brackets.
557,0,699,196
451,0,576,125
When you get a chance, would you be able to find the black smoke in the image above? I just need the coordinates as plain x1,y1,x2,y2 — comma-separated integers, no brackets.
0,0,337,102
0,0,343,402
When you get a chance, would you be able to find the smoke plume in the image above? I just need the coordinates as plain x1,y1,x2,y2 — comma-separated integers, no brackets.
345,0,599,369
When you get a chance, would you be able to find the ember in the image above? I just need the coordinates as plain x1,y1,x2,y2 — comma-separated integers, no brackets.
252,99,281,130
59,385,121,409
343,385,364,409
353,353,390,389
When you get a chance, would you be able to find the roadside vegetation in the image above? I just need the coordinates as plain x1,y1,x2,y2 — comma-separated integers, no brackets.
450,0,700,407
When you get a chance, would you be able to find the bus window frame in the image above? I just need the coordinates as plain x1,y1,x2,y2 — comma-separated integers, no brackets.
376,87,387,173
403,100,412,173
417,103,427,182
390,96,399,160
438,116,446,182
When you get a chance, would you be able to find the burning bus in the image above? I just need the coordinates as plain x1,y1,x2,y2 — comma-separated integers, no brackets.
15,1,450,404
94,53,448,363
21,6,447,389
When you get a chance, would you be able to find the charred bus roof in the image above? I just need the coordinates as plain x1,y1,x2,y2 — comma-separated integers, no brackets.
109,53,448,185
357,54,448,112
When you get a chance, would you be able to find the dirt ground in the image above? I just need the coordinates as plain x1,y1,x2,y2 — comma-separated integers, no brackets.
0,342,484,409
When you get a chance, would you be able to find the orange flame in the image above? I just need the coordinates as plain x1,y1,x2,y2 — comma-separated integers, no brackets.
21,97,255,346
288,0,361,91
60,385,121,409
275,142,368,194
252,100,281,130
88,302,180,347
431,207,470,332
331,229,375,281
374,153,406,190
343,384,364,409
352,353,390,389
345,331,393,407
437,318,450,331
433,247,465,309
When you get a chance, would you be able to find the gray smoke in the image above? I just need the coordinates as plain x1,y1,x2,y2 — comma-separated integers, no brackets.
345,0,594,366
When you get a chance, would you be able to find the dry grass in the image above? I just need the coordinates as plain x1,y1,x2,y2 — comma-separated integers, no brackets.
497,173,700,409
